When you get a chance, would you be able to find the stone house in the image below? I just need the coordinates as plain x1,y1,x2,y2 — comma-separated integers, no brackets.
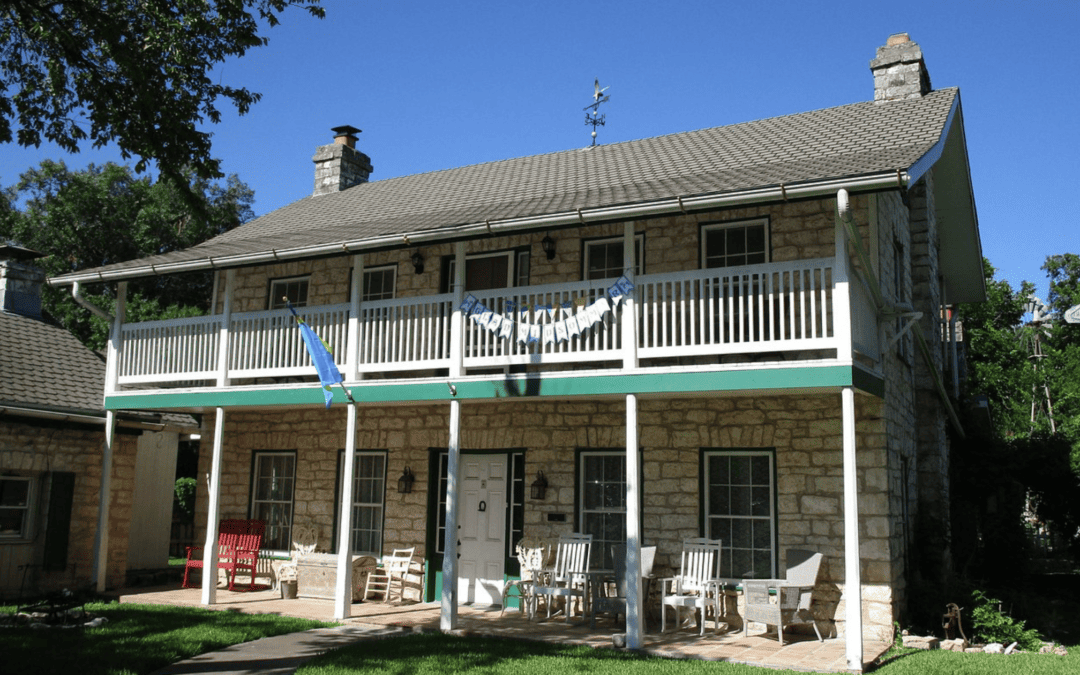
47,34,983,669
0,246,193,598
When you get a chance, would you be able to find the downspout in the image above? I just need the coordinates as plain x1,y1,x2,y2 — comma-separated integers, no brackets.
836,189,965,439
71,281,113,322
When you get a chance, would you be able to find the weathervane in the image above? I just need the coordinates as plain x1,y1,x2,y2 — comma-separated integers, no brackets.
584,78,610,147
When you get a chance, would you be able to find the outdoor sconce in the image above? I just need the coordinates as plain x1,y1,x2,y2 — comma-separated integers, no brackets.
397,467,415,494
530,471,549,500
411,250,424,274
541,234,556,261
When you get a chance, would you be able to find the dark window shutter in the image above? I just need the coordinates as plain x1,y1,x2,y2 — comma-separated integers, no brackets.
42,471,76,571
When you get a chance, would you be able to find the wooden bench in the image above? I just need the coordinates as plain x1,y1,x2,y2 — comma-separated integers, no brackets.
182,519,265,591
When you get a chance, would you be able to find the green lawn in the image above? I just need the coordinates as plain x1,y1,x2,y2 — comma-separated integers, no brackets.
0,601,334,675
295,633,1079,675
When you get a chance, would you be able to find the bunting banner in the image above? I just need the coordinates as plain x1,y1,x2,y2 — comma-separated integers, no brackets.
456,276,634,346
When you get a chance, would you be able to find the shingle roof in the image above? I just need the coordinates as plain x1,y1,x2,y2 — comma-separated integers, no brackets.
51,88,959,283
0,311,106,414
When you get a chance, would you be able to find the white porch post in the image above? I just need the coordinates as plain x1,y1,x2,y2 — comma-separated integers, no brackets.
442,241,466,631
334,402,359,618
834,191,854,364
93,281,125,592
346,254,363,382
216,269,235,387
842,386,864,670
201,408,227,605
621,221,644,649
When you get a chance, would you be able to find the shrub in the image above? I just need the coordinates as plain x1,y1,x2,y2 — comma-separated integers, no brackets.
174,477,197,521
969,588,1043,651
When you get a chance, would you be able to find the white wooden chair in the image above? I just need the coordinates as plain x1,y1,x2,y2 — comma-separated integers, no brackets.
742,549,824,644
531,533,591,621
660,537,723,635
364,547,415,602
500,541,548,618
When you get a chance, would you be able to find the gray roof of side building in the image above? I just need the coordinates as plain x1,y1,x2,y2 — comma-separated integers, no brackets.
47,87,983,300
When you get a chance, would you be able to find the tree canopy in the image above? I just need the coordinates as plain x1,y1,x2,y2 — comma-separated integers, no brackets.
0,159,254,348
0,1,323,192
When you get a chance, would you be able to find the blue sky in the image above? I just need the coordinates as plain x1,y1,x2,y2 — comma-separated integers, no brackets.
2,0,1077,302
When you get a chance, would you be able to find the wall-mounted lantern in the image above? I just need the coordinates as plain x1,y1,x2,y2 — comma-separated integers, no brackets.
397,467,415,494
530,470,549,500
541,234,556,261
411,250,424,274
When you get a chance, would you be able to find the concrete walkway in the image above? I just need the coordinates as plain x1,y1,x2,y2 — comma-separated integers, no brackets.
149,623,412,675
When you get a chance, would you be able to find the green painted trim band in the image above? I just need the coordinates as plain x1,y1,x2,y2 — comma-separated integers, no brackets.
105,365,879,410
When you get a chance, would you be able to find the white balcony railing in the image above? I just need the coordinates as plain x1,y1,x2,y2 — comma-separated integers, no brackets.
116,258,868,387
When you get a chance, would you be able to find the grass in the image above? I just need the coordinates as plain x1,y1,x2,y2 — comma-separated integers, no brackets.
0,600,334,675
296,632,1079,675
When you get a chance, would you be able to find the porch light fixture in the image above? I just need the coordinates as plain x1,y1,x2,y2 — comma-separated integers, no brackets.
411,250,424,274
397,467,415,494
541,234,556,261
530,471,549,500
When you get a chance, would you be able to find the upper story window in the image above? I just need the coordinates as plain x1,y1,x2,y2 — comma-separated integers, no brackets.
362,266,397,301
269,276,310,310
443,249,528,292
0,476,33,540
701,219,768,269
583,235,643,281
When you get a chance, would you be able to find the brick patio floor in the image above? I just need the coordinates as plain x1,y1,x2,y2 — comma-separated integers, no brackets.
114,584,890,673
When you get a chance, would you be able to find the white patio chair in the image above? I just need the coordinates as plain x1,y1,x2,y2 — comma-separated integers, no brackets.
364,547,415,602
660,537,723,635
272,524,318,589
531,533,591,621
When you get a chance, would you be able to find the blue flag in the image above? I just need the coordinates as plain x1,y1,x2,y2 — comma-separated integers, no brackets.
286,303,344,408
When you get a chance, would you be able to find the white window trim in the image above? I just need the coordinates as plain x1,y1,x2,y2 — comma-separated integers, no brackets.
583,234,643,280
337,451,386,557
250,451,296,555
269,276,310,310
578,450,627,570
361,265,397,302
702,449,776,580
700,218,770,269
0,475,34,541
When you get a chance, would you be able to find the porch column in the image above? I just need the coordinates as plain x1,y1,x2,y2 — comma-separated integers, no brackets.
93,280,125,592
92,410,118,592
442,241,466,631
841,386,863,670
334,402,359,619
201,408,227,605
834,191,853,364
621,221,644,648
216,269,235,387
346,254,363,382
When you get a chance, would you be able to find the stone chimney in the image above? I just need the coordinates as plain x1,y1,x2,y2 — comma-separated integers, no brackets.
871,33,932,103
312,125,374,196
0,245,46,319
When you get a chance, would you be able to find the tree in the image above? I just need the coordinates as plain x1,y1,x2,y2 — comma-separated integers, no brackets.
0,1,323,194
0,159,254,348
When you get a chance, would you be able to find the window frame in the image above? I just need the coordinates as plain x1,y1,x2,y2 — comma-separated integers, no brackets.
581,234,643,281
700,448,777,581
0,475,34,541
249,451,297,554
575,448,643,571
361,265,397,302
268,276,310,310
334,450,387,557
699,218,770,269
440,248,529,293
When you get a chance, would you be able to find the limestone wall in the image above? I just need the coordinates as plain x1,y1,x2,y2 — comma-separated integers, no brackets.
195,390,895,639
0,419,137,594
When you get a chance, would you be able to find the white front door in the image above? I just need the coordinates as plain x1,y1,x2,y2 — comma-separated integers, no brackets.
458,454,507,606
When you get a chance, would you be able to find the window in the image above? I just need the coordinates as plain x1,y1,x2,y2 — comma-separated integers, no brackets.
578,451,626,570
250,452,296,552
337,451,386,556
702,450,775,579
362,266,396,301
701,219,768,268
269,276,309,309
0,476,32,539
443,251,520,292
583,235,642,280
